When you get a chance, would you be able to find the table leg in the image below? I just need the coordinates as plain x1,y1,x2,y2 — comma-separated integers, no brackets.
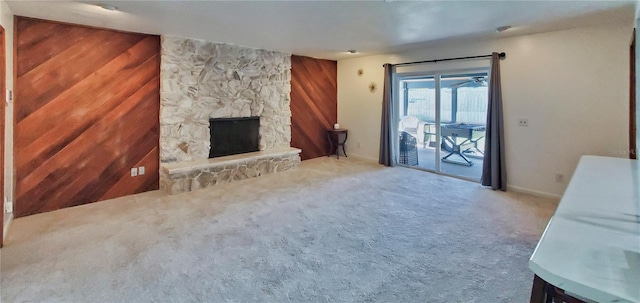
327,132,334,157
340,132,348,158
441,136,473,166
530,275,547,303
464,135,485,156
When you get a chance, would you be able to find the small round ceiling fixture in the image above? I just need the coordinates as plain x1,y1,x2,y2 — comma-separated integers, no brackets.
496,26,512,33
98,4,118,11
348,50,357,54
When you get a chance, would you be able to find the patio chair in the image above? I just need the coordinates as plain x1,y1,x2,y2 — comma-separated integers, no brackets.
399,115,420,138
399,131,419,166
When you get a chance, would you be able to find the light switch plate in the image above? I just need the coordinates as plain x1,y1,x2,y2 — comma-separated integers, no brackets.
138,166,145,175
131,167,138,177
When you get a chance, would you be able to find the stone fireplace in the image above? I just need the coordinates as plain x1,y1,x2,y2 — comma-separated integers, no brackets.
159,36,300,194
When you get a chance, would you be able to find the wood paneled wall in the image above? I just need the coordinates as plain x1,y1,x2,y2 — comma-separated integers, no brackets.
290,55,337,160
630,29,636,160
14,17,160,217
1,25,5,247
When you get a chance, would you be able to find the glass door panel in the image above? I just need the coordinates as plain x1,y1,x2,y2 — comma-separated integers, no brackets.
438,73,488,180
398,76,436,170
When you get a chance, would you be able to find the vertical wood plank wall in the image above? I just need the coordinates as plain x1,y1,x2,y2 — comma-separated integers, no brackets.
14,17,160,217
290,55,337,160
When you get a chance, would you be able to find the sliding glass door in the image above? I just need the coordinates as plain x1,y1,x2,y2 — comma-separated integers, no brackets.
397,70,489,181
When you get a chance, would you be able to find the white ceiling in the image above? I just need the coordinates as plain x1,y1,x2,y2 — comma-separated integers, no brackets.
5,1,637,60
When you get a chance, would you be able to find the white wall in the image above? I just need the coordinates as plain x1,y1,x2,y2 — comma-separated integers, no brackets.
338,22,633,197
1,0,12,238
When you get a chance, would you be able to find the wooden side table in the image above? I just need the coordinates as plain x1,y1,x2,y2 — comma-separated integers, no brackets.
327,129,348,159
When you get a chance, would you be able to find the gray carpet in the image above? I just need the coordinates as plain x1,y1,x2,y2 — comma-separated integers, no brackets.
0,157,557,302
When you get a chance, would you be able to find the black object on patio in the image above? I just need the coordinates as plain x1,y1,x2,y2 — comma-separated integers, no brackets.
399,131,418,166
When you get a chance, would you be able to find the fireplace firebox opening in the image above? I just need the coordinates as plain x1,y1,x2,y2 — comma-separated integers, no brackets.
209,117,260,158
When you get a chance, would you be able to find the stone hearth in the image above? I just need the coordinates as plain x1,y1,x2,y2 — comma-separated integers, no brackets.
160,148,301,195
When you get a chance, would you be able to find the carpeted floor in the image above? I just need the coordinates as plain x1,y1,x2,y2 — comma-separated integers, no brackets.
0,157,558,302
415,146,483,180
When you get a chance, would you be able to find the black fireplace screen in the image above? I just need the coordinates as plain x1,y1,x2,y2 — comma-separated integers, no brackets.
209,117,259,158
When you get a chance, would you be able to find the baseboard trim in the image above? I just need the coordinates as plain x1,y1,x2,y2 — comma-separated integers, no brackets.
3,213,13,243
321,154,562,201
507,185,562,201
347,154,378,163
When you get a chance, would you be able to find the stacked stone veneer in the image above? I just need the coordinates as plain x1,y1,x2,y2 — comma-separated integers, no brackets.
160,35,292,163
160,36,299,194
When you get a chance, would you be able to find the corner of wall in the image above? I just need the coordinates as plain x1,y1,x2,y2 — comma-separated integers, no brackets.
1,0,14,241
3,212,12,242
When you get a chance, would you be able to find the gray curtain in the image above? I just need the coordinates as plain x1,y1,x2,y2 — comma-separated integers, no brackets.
481,53,507,190
379,63,396,166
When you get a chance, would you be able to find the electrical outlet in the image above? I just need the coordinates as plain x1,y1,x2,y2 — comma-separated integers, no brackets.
519,118,529,126
555,173,564,183
131,167,138,177
138,166,145,175
5,201,13,214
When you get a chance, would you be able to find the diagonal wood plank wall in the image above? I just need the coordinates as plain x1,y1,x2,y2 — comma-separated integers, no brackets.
1,25,5,247
290,55,337,160
14,17,160,217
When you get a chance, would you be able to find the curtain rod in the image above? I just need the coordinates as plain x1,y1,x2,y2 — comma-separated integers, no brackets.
384,52,506,67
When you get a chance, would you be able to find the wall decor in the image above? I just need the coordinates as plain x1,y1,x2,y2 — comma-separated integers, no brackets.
369,82,377,93
357,68,363,77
